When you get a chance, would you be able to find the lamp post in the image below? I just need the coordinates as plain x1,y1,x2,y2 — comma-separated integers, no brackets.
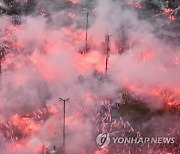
0,46,5,74
81,7,90,54
105,35,111,74
59,98,70,154
85,11,89,53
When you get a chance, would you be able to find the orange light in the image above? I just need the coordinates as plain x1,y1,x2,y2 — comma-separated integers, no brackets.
67,0,78,4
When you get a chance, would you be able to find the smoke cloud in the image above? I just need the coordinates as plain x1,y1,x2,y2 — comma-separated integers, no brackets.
0,0,179,153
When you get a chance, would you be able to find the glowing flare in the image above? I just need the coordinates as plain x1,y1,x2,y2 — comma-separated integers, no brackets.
75,51,105,73
67,0,78,4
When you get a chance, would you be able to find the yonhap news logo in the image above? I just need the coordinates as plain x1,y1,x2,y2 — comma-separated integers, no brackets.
96,133,111,148
96,132,175,148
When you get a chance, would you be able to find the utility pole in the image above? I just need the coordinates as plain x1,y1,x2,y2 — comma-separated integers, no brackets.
59,98,70,154
80,0,82,8
42,145,46,154
0,46,5,74
85,11,89,53
105,35,111,74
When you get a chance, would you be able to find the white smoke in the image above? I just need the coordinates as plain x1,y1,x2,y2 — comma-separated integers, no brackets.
0,0,179,153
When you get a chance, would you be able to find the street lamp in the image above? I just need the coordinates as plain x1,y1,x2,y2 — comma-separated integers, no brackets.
105,35,111,74
59,98,70,154
0,45,5,74
81,7,90,54
85,11,89,53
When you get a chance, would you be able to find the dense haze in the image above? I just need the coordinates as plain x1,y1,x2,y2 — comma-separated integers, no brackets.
0,0,179,153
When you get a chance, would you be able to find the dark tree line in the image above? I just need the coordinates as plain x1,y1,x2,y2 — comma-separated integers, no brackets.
0,0,36,15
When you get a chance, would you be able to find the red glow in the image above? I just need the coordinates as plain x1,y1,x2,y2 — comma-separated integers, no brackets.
169,15,175,21
127,2,142,9
48,106,59,115
95,148,109,154
139,51,154,61
164,8,173,14
68,12,76,19
0,5,179,153
67,0,78,4
75,51,106,73
83,92,97,102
